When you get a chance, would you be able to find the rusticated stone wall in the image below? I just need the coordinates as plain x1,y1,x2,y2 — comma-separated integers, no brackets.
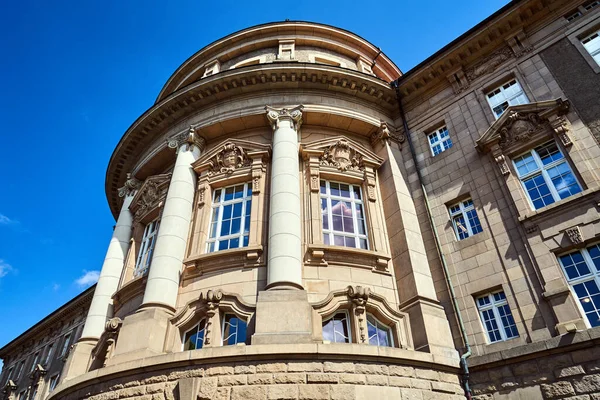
58,360,463,400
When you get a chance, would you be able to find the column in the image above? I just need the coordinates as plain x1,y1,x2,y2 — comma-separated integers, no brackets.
141,129,205,310
265,105,304,290
62,174,139,380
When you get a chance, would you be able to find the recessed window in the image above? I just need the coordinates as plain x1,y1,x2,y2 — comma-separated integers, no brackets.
206,183,252,253
320,180,368,249
134,219,159,277
15,360,24,380
476,291,519,343
486,79,529,118
29,385,38,400
183,319,207,350
48,374,60,393
584,0,600,10
18,391,26,400
5,367,13,382
427,126,453,156
448,199,483,241
558,244,600,328
566,10,583,21
366,314,393,347
59,332,72,358
29,352,40,372
582,30,600,66
222,314,248,346
513,141,582,210
322,311,350,343
43,343,54,366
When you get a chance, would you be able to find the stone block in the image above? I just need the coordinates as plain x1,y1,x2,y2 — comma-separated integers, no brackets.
512,361,538,376
214,388,230,400
400,388,424,400
206,366,235,376
146,384,165,394
389,366,415,378
410,378,432,390
431,381,461,394
273,373,306,384
196,377,217,400
307,373,339,383
235,365,257,374
268,384,298,399
339,373,366,384
248,374,274,385
366,375,388,386
554,365,586,378
218,375,248,386
323,362,354,373
355,363,389,375
231,386,267,400
297,385,329,400
330,384,356,400
541,381,576,398
415,369,439,381
257,363,287,373
355,385,401,399
438,372,460,384
573,374,600,394
287,362,323,372
389,376,411,388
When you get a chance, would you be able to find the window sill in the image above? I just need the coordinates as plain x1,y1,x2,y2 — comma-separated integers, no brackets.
452,229,490,251
113,274,147,312
183,245,264,275
306,244,391,274
518,187,600,224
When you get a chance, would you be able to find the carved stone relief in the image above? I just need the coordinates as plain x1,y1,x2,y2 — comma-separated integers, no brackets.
320,139,365,172
498,112,545,150
465,46,514,82
207,142,251,176
565,226,583,245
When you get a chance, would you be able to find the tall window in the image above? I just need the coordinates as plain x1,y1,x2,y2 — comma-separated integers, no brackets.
183,319,206,350
448,199,483,241
29,352,40,372
427,126,453,156
367,314,393,347
513,141,582,210
29,385,38,400
59,332,72,358
48,374,60,393
43,343,54,366
476,291,519,343
134,219,159,277
322,312,350,343
222,314,248,346
486,79,528,118
15,360,24,380
320,180,368,249
558,244,600,328
206,183,252,252
582,29,600,66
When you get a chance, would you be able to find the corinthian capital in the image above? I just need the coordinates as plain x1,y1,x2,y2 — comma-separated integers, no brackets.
265,105,304,131
117,173,142,198
167,126,207,152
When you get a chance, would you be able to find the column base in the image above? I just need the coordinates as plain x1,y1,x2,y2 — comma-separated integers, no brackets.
265,281,304,291
62,337,98,381
107,307,173,366
251,290,316,345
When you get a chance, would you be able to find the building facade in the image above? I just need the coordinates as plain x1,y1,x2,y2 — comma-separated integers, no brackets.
2,0,600,399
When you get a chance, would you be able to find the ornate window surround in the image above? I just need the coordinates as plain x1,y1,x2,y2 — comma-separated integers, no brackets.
166,289,255,352
300,134,392,273
475,99,582,218
183,139,271,275
311,286,413,349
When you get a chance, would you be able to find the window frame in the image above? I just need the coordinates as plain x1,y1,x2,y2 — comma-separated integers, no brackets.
48,374,60,393
182,319,207,351
320,179,369,250
476,291,519,343
43,343,54,366
486,79,529,119
221,313,248,346
448,198,483,241
366,313,394,347
558,244,600,328
582,29,600,66
512,141,582,210
134,218,160,277
29,351,40,373
58,332,72,358
427,125,453,156
321,310,351,344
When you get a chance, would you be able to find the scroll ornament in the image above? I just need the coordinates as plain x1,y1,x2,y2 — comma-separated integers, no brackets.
320,139,365,172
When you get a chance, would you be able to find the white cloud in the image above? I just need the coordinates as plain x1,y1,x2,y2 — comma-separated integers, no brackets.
0,260,13,278
75,270,100,287
0,214,14,225
52,283,61,291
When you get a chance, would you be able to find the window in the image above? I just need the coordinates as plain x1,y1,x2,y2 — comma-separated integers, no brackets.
513,141,582,210
582,30,600,66
59,332,72,358
322,312,350,343
486,79,529,118
134,219,159,277
448,199,483,241
29,385,38,400
566,10,582,21
15,360,24,380
476,291,519,343
18,391,26,400
30,352,40,372
320,180,368,249
206,183,252,253
584,0,600,10
558,244,600,328
48,374,60,393
427,126,453,156
366,314,393,347
43,343,53,366
5,367,13,382
183,319,207,350
221,314,248,345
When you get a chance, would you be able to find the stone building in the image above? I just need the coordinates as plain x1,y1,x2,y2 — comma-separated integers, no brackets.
2,0,600,399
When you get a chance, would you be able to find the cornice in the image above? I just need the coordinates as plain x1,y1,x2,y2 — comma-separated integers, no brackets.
106,62,396,219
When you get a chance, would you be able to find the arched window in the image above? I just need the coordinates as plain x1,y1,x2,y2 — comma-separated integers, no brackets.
183,319,206,350
222,314,248,345
322,311,350,343
367,314,393,347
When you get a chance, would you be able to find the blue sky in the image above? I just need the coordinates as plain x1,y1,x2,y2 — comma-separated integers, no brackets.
0,0,510,357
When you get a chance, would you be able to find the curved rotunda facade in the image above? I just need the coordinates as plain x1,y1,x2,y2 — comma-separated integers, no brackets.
4,1,600,399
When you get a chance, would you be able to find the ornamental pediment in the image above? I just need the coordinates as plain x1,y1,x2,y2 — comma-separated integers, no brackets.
476,99,570,154
129,173,172,222
193,139,271,177
301,136,383,172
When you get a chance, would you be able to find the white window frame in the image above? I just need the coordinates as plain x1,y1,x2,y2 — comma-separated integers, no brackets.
582,29,600,66
448,199,483,241
320,180,369,250
366,313,394,347
512,141,582,210
427,126,453,156
476,291,519,343
182,319,207,351
134,219,160,277
558,244,600,329
48,374,60,393
58,332,72,358
486,79,529,119
221,313,248,346
322,310,351,344
206,182,252,253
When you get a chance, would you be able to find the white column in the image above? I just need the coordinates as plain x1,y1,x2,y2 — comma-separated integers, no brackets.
81,175,140,340
141,129,205,310
265,106,304,289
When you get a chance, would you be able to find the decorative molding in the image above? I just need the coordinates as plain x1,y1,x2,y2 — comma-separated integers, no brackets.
265,105,304,131
183,245,265,275
548,115,573,147
320,139,365,172
491,145,510,176
167,126,206,152
90,318,123,369
129,173,172,223
200,290,223,345
117,173,142,198
306,244,391,273
565,226,583,245
465,46,514,82
370,121,405,147
207,142,251,176
498,112,545,150
348,285,371,344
